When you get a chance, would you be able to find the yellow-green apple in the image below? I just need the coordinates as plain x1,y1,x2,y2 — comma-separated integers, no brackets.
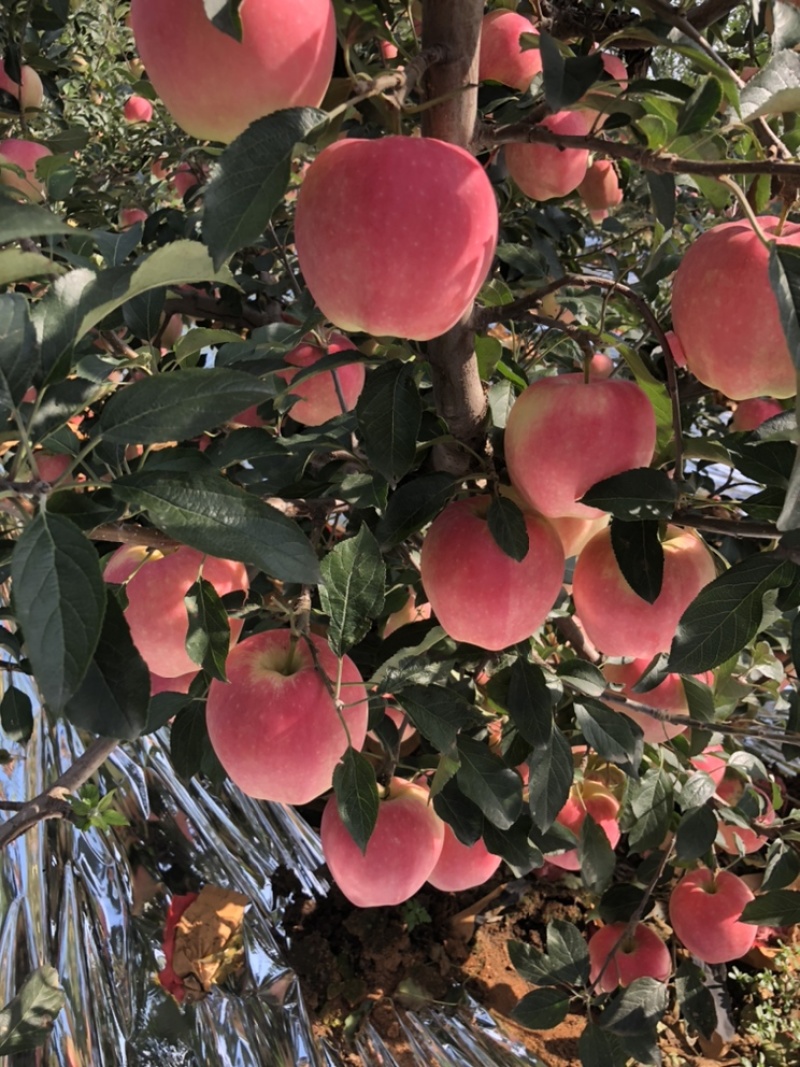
294,136,498,341
670,218,800,400
588,922,671,992
669,868,757,964
601,659,714,744
546,781,621,871
420,495,564,651
505,111,590,201
130,0,336,142
320,777,444,906
382,588,432,638
0,139,52,201
0,60,43,112
578,160,623,222
123,94,153,123
206,629,368,804
731,398,784,432
103,544,248,678
504,374,656,518
478,10,541,91
427,824,502,892
279,332,365,426
572,525,716,659
549,514,609,559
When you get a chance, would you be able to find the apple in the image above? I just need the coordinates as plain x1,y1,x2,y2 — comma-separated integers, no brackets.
731,398,784,432
478,10,542,92
670,218,800,400
546,781,621,871
123,94,153,123
0,60,43,112
427,824,502,892
0,139,53,202
119,206,148,229
601,659,714,744
505,111,590,202
320,777,444,907
589,352,614,379
419,495,564,651
548,514,609,559
588,922,671,992
278,332,365,426
504,374,656,519
170,161,207,198
294,136,499,341
382,589,432,638
715,777,774,855
691,746,727,787
578,160,623,222
130,0,336,143
573,525,716,659
103,544,249,678
158,313,184,350
579,52,629,130
669,868,757,964
34,452,71,483
149,670,196,697
206,629,368,805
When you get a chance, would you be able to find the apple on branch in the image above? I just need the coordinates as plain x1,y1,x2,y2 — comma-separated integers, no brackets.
0,139,53,202
588,922,671,992
505,111,590,202
478,9,541,92
669,868,757,964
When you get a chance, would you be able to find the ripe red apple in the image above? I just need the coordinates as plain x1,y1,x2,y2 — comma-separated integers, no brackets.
149,670,197,697
573,525,716,659
130,0,336,142
579,52,628,129
669,868,757,964
731,398,784,432
206,629,368,804
294,136,498,341
478,10,542,92
170,161,207,198
504,374,656,519
588,922,671,992
321,777,444,907
0,60,43,112
578,160,623,222
419,495,564,651
0,139,52,202
505,111,590,202
547,781,621,871
691,746,727,787
589,352,614,379
278,332,365,426
103,544,249,678
34,452,72,484
671,218,800,400
548,514,609,559
119,206,148,229
123,94,153,123
715,777,774,855
601,659,714,744
427,824,502,892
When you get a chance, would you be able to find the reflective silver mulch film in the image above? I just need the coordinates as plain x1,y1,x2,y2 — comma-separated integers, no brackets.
0,682,540,1067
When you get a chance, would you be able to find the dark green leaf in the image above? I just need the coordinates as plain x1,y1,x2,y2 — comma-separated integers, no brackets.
679,771,718,811
581,468,677,521
319,525,385,657
579,814,616,894
122,287,165,343
626,768,673,853
598,884,646,924
539,32,604,109
528,727,574,833
113,469,319,583
646,173,675,229
675,804,717,863
547,920,590,987
668,552,797,673
203,0,243,39
777,443,800,531
556,659,607,698
11,512,106,713
512,987,571,1031
456,735,523,830
63,590,149,739
333,747,379,855
508,940,555,986
762,840,800,891
432,778,483,847
682,675,716,722
394,684,481,752
575,701,644,775
578,1024,626,1067
600,977,668,1036
0,966,65,1055
203,108,326,268
741,889,800,926
184,578,231,682
483,812,543,875
487,495,529,561
507,659,553,747
675,960,717,1041
356,362,421,483
676,77,723,136
375,473,454,546
0,293,39,420
0,685,32,744
0,199,75,244
170,701,213,780
770,242,800,372
610,517,664,604
99,368,274,444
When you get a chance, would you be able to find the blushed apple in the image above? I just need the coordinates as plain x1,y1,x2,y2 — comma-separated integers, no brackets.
691,746,727,787
294,136,498,341
427,824,502,892
601,659,714,744
0,139,52,201
278,332,365,426
578,160,623,222
588,922,671,992
547,781,621,871
669,868,757,964
731,398,784,432
119,206,148,229
0,60,43,112
478,10,541,92
505,111,590,201
548,514,609,559
123,94,153,123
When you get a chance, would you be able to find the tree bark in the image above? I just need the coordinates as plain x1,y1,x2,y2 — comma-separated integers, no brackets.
421,0,488,475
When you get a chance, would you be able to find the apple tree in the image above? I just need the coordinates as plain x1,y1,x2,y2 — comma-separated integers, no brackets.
3,0,800,1060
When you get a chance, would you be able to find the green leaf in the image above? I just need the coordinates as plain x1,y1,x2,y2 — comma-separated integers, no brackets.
740,49,800,122
556,659,607,698
762,840,800,891
740,889,800,926
578,1024,626,1067
356,362,421,484
676,77,723,136
203,0,243,39
626,768,673,853
170,701,216,781
508,940,556,986
432,778,483,847
319,525,385,657
184,577,231,682
777,441,800,532
0,966,65,1055
528,726,574,833
512,987,571,1031
487,495,529,561
395,684,482,752
113,469,319,584
0,292,39,421
11,512,106,713
600,977,668,1036
483,812,543,875
675,960,717,1041
99,368,274,444
668,552,797,674
62,590,149,739
546,920,590,987
203,107,326,268
539,32,604,109
610,517,664,604
0,198,76,244
0,249,64,287
375,473,454,546
507,659,554,747
646,173,675,229
0,685,32,744
456,735,523,830
575,701,644,775
769,242,800,373
581,468,677,521
675,805,717,863
332,747,379,855
579,814,616,894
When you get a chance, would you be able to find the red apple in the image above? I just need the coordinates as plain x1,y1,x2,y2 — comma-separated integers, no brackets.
578,160,623,222
691,746,727,787
548,514,609,559
103,544,249,678
420,495,564,651
589,352,615,379
130,0,336,142
206,630,368,804
119,206,148,229
170,161,207,198
547,781,621,871
731,398,784,432
504,374,656,519
588,922,671,992
579,51,628,129
123,94,153,123
601,659,714,744
478,10,542,92
573,526,716,659
34,452,71,483
671,218,800,400
321,777,444,907
669,868,757,964
278,332,365,426
294,136,498,341
382,589,432,638
427,824,502,892
0,60,43,112
149,670,197,697
0,139,52,202
505,111,590,202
